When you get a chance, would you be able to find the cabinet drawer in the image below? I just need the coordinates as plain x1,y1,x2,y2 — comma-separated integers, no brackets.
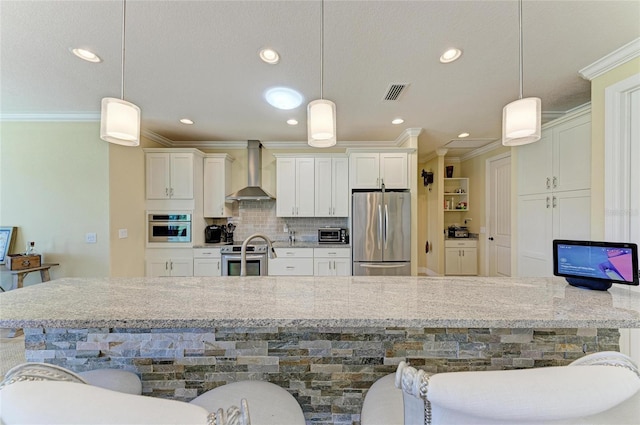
274,248,313,258
268,258,314,276
193,248,221,258
444,240,477,248
314,248,351,258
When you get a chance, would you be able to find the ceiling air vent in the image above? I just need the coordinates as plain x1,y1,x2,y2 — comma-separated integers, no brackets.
383,83,409,101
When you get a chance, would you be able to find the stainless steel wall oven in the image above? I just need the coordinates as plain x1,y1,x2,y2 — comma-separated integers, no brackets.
147,213,191,243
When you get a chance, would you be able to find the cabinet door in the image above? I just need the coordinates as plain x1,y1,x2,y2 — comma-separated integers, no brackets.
146,153,171,199
146,258,171,277
380,153,408,189
314,258,333,276
169,153,194,199
333,258,351,276
332,157,349,216
517,193,554,277
276,158,297,217
444,248,461,275
193,258,221,276
517,130,552,196
459,248,478,275
314,157,333,216
350,153,380,188
204,157,231,217
553,113,591,192
296,158,315,217
169,258,193,276
553,190,591,240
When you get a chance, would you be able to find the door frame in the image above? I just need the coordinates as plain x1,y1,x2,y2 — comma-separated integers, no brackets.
484,151,511,276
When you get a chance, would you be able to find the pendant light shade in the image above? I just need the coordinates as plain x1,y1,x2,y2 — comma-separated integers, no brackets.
308,99,336,147
502,97,541,146
100,97,141,146
100,0,141,147
307,0,336,148
501,0,540,147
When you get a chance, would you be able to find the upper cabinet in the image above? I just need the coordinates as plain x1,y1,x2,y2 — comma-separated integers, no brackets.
517,107,591,196
276,157,315,217
146,151,196,200
349,152,408,189
203,154,234,218
314,157,349,217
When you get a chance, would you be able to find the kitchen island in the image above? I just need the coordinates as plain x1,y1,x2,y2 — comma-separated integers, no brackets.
1,276,639,425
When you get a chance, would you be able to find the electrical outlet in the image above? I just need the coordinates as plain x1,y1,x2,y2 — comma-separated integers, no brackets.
85,232,97,244
118,229,128,239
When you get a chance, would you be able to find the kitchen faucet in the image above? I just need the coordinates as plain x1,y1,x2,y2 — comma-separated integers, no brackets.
240,233,277,276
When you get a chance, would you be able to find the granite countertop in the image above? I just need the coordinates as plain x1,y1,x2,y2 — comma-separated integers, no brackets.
1,276,639,329
193,242,350,249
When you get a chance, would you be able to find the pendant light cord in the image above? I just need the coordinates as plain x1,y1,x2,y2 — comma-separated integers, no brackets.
121,0,127,100
320,0,324,100
518,0,523,100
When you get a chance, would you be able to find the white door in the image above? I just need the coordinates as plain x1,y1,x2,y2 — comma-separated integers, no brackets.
517,193,553,277
332,158,349,217
296,158,315,216
314,158,333,216
193,258,221,276
276,158,297,216
146,153,171,199
169,153,194,199
350,153,380,188
333,258,351,276
380,153,408,189
314,258,332,276
203,157,225,217
487,154,512,276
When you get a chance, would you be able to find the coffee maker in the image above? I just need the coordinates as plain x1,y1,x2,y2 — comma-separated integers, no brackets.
204,225,222,243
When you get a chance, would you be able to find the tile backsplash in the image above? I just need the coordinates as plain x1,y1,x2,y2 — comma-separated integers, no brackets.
209,200,348,243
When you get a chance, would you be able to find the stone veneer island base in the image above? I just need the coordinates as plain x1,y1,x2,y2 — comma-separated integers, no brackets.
2,276,639,425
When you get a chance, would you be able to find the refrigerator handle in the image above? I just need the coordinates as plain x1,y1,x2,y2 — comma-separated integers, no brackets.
378,204,383,250
384,204,389,250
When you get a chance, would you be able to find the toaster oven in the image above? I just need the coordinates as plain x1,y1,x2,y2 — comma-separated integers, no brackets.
318,227,349,244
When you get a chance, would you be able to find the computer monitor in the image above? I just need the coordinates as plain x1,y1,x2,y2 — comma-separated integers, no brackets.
553,240,639,291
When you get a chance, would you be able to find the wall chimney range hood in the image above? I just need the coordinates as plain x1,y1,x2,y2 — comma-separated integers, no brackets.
226,140,275,201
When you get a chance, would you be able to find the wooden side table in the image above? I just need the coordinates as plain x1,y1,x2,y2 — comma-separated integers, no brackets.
0,263,60,291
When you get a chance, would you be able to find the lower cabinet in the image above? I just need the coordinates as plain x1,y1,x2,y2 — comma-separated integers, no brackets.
444,240,477,276
269,248,314,276
314,248,351,276
145,249,193,277
193,248,221,277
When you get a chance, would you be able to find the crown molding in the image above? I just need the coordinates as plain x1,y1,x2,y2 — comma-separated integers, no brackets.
460,139,502,161
0,112,100,122
579,37,640,81
142,130,174,147
395,128,423,146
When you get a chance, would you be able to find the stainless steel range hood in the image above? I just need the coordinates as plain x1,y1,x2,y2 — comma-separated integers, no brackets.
226,140,275,201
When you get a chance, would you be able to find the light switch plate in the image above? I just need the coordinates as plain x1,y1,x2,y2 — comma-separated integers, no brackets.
118,229,128,239
85,232,97,243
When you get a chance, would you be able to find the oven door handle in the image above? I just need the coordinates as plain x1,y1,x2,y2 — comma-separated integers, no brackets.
224,254,265,261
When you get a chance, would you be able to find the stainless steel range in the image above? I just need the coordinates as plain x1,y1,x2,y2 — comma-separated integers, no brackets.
220,244,268,276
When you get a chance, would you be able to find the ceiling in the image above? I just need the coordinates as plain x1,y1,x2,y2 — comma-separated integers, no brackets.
1,1,639,160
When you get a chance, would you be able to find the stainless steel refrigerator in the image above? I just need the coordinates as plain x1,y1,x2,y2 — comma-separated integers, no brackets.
352,190,411,276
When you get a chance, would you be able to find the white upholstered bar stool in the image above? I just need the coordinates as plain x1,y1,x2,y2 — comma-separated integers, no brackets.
361,352,640,425
190,380,306,425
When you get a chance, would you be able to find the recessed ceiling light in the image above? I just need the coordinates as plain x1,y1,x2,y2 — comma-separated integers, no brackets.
440,48,462,64
287,119,298,126
392,118,404,125
70,48,101,63
265,87,303,110
458,132,470,138
180,118,194,125
259,48,280,64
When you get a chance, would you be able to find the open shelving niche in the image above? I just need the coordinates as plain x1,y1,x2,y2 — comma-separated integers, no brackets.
443,178,469,211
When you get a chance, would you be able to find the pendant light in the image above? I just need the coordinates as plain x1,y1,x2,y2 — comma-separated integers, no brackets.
100,0,141,146
307,0,336,148
502,0,541,146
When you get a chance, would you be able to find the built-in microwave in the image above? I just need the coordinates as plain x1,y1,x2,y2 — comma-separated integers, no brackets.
148,213,191,243
318,227,349,244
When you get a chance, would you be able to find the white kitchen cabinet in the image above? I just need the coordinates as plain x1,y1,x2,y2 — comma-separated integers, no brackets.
146,248,193,277
193,248,221,277
268,248,314,276
314,248,351,276
146,152,195,200
349,152,408,189
517,106,591,196
276,157,315,217
517,190,591,277
314,157,349,217
444,239,477,275
516,106,592,277
203,154,233,218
